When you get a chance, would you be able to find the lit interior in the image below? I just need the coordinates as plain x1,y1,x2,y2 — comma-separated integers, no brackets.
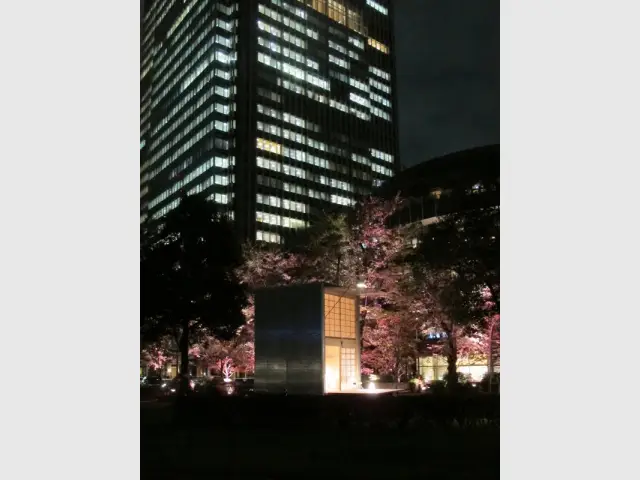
324,345,340,392
418,356,496,382
324,294,356,339
340,347,356,389
299,0,367,36
324,294,358,392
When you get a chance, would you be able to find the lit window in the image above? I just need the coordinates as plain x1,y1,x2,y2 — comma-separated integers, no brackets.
367,37,389,54
257,193,308,213
330,98,349,113
351,153,370,166
369,77,391,94
331,194,353,206
214,175,229,185
366,0,388,16
215,34,233,48
258,36,282,53
283,31,307,49
167,1,195,38
278,1,307,20
256,211,308,229
216,18,235,32
327,0,346,25
257,156,282,172
257,20,282,38
349,36,364,50
256,230,281,244
370,148,394,163
214,156,229,168
329,54,349,69
369,66,390,81
329,40,348,55
369,91,391,108
215,85,231,97
215,120,230,132
349,106,370,121
209,192,229,204
370,105,391,121
350,92,370,107
256,138,282,155
349,76,369,93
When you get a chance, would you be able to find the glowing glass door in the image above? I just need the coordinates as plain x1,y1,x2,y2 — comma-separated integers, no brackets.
340,347,356,390
325,345,340,392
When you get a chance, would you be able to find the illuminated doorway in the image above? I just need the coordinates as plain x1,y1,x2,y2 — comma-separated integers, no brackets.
340,347,357,390
324,292,359,392
325,345,340,392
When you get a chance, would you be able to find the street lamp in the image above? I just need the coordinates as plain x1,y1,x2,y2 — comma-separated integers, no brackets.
356,281,366,289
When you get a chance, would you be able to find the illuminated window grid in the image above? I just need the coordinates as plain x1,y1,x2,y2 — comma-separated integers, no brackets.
368,37,389,54
324,294,356,339
340,347,356,387
298,0,367,36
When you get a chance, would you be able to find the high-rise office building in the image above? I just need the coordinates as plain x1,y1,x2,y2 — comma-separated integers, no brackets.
140,0,399,243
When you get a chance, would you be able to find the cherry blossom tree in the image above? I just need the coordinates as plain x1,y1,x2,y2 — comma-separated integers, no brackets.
218,356,235,381
297,195,405,292
404,201,500,390
237,243,301,289
230,317,255,374
141,335,178,375
141,194,247,394
233,242,304,376
141,345,169,371
360,303,422,382
296,197,412,377
481,288,500,373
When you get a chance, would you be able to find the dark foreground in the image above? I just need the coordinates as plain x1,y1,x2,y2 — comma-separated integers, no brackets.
141,394,499,479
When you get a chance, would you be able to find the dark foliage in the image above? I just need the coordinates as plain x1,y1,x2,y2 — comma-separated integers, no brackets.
408,199,499,390
167,393,500,431
141,194,247,391
416,202,500,309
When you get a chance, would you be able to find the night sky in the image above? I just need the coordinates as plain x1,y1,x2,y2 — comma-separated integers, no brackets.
394,0,499,167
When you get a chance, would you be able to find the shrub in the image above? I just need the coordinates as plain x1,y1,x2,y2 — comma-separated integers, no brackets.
479,372,500,392
429,380,447,394
443,372,472,385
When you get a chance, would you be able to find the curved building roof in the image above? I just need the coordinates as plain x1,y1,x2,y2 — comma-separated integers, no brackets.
377,144,499,199
375,144,499,226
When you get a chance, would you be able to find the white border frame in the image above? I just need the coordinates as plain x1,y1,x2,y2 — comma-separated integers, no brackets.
1,1,139,478
502,1,640,479
2,0,639,478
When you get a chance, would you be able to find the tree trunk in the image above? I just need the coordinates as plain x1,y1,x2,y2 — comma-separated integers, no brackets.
179,320,190,395
444,325,458,392
487,320,495,393
486,282,500,311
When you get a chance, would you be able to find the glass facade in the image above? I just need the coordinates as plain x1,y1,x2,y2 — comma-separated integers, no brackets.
324,293,356,338
141,0,398,241
417,356,499,382
324,293,358,392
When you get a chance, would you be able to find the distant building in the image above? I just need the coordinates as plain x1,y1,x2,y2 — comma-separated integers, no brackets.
376,144,499,228
377,145,500,381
